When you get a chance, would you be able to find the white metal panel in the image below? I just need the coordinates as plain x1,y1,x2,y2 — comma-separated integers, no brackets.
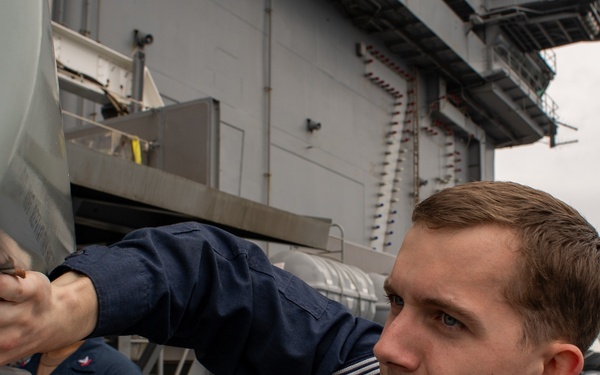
52,21,164,109
0,1,74,272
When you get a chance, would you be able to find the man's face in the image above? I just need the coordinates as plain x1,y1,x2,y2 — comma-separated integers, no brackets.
374,223,547,374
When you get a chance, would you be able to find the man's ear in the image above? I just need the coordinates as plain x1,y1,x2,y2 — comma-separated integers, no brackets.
542,343,584,375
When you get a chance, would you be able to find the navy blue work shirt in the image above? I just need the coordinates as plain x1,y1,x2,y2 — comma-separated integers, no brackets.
50,222,382,375
20,337,141,374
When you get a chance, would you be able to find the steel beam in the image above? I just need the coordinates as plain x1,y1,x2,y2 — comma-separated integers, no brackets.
67,143,332,250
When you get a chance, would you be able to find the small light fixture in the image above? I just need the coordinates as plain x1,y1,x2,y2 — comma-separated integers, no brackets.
307,118,321,132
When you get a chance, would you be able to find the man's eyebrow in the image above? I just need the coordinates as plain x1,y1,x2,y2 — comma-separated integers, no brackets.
382,277,486,335
420,296,486,335
383,277,395,295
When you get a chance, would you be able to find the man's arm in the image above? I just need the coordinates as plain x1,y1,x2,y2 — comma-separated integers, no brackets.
0,271,97,364
1,222,381,374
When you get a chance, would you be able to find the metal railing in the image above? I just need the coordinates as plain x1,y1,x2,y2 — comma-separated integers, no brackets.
491,45,558,119
62,110,152,165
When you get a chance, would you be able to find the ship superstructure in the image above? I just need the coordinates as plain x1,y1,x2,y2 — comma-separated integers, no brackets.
51,0,599,260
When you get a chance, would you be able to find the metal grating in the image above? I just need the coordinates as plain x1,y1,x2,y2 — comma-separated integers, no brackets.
480,0,600,51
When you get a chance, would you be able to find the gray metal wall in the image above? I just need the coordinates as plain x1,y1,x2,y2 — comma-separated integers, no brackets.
54,0,494,254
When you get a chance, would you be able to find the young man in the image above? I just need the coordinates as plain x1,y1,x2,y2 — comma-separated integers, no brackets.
0,181,598,374
375,181,600,374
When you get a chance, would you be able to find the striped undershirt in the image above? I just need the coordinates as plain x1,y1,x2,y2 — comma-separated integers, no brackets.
332,356,380,375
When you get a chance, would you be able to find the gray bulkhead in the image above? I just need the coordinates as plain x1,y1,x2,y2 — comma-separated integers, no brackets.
55,0,519,256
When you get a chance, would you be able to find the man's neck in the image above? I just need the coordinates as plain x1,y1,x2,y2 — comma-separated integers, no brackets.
39,340,86,371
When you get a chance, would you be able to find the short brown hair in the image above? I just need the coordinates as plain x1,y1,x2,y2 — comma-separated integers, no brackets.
412,181,600,352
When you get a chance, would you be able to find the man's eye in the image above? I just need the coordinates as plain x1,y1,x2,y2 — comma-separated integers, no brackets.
441,313,464,329
386,294,404,307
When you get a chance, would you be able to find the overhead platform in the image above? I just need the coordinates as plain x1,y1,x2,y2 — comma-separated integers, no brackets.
465,0,600,52
67,142,332,250
327,0,560,147
470,80,544,146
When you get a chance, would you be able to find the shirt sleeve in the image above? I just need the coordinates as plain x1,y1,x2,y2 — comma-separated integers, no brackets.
49,222,382,375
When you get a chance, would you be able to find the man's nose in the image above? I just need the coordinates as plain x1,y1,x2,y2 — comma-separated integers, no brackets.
373,310,421,372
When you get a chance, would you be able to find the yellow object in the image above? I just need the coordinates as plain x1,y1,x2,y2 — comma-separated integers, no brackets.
131,138,142,165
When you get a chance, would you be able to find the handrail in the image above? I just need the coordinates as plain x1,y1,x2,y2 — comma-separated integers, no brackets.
491,45,558,118
62,110,153,164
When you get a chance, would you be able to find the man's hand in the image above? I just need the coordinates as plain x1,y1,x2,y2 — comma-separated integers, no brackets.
0,271,98,365
0,230,31,277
